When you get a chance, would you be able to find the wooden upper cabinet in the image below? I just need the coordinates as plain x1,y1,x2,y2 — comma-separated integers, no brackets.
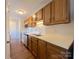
25,16,36,27
24,16,33,27
43,2,55,25
42,8,45,20
43,3,51,25
51,1,55,24
54,0,70,23
43,0,70,25
25,0,70,26
36,9,43,21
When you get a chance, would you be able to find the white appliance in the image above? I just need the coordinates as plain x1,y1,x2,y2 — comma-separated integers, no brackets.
22,32,27,46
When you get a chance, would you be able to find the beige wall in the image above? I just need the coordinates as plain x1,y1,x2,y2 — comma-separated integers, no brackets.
19,19,25,32
9,19,17,32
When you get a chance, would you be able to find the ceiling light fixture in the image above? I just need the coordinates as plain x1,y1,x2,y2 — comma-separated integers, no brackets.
16,9,26,15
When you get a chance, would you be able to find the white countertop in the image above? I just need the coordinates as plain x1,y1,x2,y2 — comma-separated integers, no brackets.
24,33,73,50
24,21,73,50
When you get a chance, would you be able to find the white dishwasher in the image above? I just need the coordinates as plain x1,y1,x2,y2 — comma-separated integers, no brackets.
22,32,27,46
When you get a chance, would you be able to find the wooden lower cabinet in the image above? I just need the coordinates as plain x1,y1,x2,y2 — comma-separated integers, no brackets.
27,36,32,51
27,36,72,59
47,43,68,59
38,40,47,59
31,37,38,58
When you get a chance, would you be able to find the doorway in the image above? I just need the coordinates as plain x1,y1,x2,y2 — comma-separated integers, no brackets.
9,19,21,43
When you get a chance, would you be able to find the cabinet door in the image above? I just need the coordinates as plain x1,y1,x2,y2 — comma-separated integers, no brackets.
47,43,67,59
51,1,55,24
38,40,47,59
27,36,32,51
31,37,38,58
42,8,45,21
55,0,70,23
43,3,51,25
36,9,43,21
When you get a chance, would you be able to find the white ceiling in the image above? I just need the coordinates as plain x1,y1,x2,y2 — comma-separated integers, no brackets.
6,0,52,20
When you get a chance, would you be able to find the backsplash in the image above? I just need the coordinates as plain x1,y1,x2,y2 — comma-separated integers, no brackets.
36,20,74,36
